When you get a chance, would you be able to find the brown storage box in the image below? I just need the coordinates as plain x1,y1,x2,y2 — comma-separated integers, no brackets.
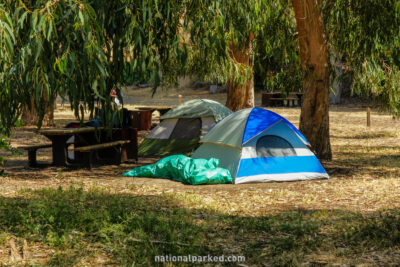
129,110,152,130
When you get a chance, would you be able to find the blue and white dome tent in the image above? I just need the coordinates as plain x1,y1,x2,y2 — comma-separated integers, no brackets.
192,107,329,184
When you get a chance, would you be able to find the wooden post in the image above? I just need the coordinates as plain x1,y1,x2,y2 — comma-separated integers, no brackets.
178,95,182,105
366,106,371,127
118,128,129,162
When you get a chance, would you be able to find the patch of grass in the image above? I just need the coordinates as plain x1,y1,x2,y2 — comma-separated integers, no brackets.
0,186,212,265
48,250,83,267
2,187,400,265
339,211,400,249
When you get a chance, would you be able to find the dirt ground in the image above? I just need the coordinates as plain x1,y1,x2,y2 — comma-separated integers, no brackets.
1,87,400,265
2,87,400,213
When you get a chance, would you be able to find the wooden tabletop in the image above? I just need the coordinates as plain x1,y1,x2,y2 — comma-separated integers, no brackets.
135,106,174,110
38,127,129,136
38,127,100,136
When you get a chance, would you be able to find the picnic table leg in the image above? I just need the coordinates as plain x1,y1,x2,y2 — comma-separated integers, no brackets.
27,149,38,167
117,128,129,162
49,135,70,166
87,151,93,170
114,146,122,165
121,146,128,162
127,128,138,162
116,128,138,162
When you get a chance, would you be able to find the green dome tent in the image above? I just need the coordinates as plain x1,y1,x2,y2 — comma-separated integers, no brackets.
138,99,232,157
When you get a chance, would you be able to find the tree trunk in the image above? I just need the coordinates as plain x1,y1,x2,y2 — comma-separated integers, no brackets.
291,0,332,160
225,43,255,111
21,98,55,127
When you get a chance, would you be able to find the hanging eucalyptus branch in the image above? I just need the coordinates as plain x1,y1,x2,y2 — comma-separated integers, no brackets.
0,0,188,136
323,0,400,115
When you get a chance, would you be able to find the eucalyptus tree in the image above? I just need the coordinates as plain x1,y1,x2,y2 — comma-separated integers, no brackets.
0,0,186,133
187,0,331,158
0,7,18,135
254,0,301,95
323,0,400,117
0,7,19,166
187,0,400,160
184,0,333,159
270,0,400,159
185,0,269,111
0,0,188,167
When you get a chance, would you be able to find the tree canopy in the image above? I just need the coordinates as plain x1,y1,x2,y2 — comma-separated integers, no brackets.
184,0,301,94
0,0,294,133
0,0,188,137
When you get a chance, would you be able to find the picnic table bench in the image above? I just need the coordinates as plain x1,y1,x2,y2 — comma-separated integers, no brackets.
74,140,131,169
20,143,52,167
36,127,137,168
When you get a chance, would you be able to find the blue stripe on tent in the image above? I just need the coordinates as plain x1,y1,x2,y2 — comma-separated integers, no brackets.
236,156,327,178
242,108,309,145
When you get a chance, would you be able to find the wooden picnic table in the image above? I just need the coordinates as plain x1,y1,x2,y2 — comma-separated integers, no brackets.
38,127,137,167
38,128,87,166
261,92,303,107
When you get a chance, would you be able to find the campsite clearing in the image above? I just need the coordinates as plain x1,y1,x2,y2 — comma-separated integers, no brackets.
1,89,400,266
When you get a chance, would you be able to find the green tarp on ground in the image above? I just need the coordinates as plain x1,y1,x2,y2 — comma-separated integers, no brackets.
191,142,242,178
122,155,233,185
138,138,200,157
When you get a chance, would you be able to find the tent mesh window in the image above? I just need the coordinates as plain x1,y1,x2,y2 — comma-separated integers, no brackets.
169,118,202,139
256,135,297,157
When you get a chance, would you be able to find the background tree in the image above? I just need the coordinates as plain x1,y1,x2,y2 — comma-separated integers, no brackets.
0,7,20,167
184,0,333,158
0,0,187,133
185,0,269,111
291,0,332,160
0,0,188,167
323,0,400,116
254,0,301,96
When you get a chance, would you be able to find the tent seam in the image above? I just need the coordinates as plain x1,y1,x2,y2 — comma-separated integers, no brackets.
234,149,243,183
240,107,255,145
